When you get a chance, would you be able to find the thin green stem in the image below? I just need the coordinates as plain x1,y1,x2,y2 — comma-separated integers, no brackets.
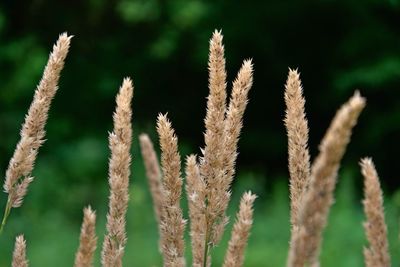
203,226,210,267
0,198,12,235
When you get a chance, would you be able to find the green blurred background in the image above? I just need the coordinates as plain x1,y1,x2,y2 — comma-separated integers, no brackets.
0,0,400,266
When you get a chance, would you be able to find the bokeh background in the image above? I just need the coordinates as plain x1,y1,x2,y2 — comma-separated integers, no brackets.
0,0,400,266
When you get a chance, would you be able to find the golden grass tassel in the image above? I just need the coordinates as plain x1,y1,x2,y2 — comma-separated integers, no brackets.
222,192,256,267
1,33,72,233
185,155,207,267
12,235,28,267
139,133,165,253
360,158,391,267
142,30,255,267
209,59,253,246
284,69,311,232
157,114,186,267
139,134,164,226
198,30,228,266
201,29,227,191
74,207,97,267
287,91,366,267
101,78,133,267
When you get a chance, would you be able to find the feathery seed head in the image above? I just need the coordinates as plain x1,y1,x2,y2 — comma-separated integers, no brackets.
185,154,207,266
139,133,165,253
3,32,72,212
74,206,97,267
139,133,163,223
360,157,390,267
284,68,311,232
12,235,28,267
156,113,186,267
202,28,227,184
287,91,365,267
101,78,133,267
223,191,256,267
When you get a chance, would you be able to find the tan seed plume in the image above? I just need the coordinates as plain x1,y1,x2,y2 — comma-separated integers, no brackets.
284,69,311,232
222,59,254,192
3,33,72,215
185,155,207,267
199,30,229,264
74,206,97,267
157,114,186,267
360,158,390,267
12,235,28,267
223,192,256,267
201,29,227,189
209,59,254,246
139,133,164,226
101,78,133,267
139,133,165,252
142,30,255,267
287,91,366,267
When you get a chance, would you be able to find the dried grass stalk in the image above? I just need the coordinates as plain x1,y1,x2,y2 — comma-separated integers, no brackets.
142,30,254,267
223,192,256,267
189,31,253,266
139,134,164,226
360,158,390,267
12,235,28,267
74,206,97,267
201,29,227,191
222,59,254,186
157,114,186,267
198,30,229,265
101,78,133,267
1,33,72,233
185,155,207,267
287,91,366,267
284,69,311,232
139,133,165,252
209,59,253,246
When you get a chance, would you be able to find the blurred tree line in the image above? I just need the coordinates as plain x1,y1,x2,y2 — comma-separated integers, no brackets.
0,0,399,198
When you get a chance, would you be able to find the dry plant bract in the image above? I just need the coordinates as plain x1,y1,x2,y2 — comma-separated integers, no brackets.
185,154,207,267
139,134,163,227
360,158,390,267
12,235,28,267
156,114,187,267
1,33,72,234
223,192,256,267
139,133,165,252
141,30,256,267
285,68,366,267
74,207,97,267
101,78,134,267
284,69,311,234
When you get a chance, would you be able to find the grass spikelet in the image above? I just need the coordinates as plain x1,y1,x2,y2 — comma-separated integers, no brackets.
360,158,390,267
287,91,366,267
223,191,256,267
74,206,97,267
284,68,311,232
1,32,72,234
101,78,133,267
201,29,227,190
185,154,207,267
157,113,186,267
12,235,28,267
209,59,254,246
139,134,164,226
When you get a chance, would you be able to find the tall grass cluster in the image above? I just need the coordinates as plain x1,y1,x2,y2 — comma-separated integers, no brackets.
0,31,393,267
